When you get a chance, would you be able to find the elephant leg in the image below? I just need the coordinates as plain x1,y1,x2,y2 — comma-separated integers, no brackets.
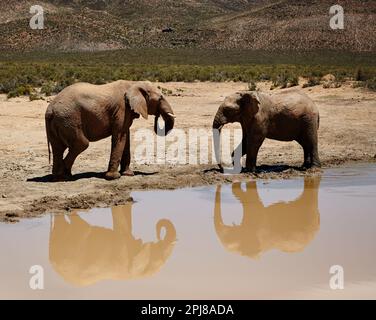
310,132,321,168
120,129,134,177
50,132,67,181
106,129,127,180
63,134,89,177
298,141,312,168
299,131,320,169
245,136,264,173
51,142,67,181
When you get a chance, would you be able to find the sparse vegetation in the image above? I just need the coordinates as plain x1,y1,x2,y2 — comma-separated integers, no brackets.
0,50,375,97
271,73,299,89
6,85,34,99
323,81,342,89
303,77,321,88
366,78,376,91
248,81,257,91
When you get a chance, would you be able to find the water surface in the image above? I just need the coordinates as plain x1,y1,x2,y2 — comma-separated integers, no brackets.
1,164,376,299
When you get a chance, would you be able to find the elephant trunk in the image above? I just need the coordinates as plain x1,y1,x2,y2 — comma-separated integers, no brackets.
154,98,175,136
213,111,226,170
156,219,177,243
214,186,224,231
214,186,235,244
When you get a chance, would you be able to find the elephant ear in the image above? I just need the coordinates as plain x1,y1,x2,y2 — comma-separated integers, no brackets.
239,92,260,116
127,84,149,120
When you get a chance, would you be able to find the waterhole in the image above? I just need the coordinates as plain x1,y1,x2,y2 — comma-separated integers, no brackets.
1,164,375,299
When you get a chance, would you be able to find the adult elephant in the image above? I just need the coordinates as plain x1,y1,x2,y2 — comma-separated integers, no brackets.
45,80,175,181
49,204,177,286
213,90,320,172
214,177,321,259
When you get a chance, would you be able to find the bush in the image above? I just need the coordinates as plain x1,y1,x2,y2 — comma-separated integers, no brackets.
7,85,34,99
323,81,342,89
353,67,375,82
365,78,376,91
272,73,289,89
0,51,375,96
40,82,55,96
248,81,257,91
29,93,43,101
271,73,298,89
355,67,366,81
303,77,321,88
0,79,18,94
287,76,299,87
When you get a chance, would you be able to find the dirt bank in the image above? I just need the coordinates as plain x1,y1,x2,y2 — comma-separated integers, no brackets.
0,82,375,222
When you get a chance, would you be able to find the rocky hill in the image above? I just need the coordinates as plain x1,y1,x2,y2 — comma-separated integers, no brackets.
0,0,375,52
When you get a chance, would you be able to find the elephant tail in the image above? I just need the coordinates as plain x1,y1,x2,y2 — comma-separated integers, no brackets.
317,113,320,130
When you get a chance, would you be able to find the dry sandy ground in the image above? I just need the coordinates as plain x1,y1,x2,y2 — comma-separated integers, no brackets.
0,82,375,222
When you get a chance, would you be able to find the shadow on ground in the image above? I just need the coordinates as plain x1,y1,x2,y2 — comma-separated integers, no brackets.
27,171,158,183
204,164,305,174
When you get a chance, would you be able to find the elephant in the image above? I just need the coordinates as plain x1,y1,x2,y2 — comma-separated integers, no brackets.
49,204,177,286
213,90,321,172
45,80,175,181
214,177,321,259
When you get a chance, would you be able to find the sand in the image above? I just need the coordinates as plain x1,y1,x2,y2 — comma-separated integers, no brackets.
0,81,375,222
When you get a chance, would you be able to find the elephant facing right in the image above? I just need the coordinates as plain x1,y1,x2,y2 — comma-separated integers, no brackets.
213,89,321,172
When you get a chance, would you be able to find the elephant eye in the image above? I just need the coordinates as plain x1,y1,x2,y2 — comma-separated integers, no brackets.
223,108,232,116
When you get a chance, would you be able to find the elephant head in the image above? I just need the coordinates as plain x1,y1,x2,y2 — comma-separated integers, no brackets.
127,81,175,136
49,204,177,286
213,92,260,168
214,177,321,259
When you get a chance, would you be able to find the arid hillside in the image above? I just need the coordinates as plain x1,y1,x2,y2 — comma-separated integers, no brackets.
0,0,375,52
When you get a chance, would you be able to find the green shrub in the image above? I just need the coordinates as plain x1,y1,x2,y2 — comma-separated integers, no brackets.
323,81,342,89
29,93,43,101
40,82,55,96
365,78,376,91
7,85,34,98
303,77,321,88
7,90,19,99
0,79,18,94
287,76,299,87
355,67,367,81
0,50,375,95
248,81,257,91
272,73,289,89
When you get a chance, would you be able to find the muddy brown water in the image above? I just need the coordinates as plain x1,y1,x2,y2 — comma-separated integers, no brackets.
0,164,375,299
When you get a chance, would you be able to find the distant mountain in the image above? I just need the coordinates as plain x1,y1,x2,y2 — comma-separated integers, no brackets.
0,0,375,52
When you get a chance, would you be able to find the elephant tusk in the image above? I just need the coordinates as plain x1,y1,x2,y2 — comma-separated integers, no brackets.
167,113,176,118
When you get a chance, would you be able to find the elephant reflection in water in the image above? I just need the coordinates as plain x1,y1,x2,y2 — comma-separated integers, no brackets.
49,204,177,286
214,177,321,259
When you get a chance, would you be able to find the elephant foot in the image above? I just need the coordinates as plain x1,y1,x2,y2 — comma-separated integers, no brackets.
242,166,256,174
302,161,321,170
312,160,322,168
105,171,121,181
302,163,310,170
121,169,135,177
51,173,73,182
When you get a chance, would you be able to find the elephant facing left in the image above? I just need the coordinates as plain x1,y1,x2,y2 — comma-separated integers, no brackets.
214,177,321,259
45,80,175,181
